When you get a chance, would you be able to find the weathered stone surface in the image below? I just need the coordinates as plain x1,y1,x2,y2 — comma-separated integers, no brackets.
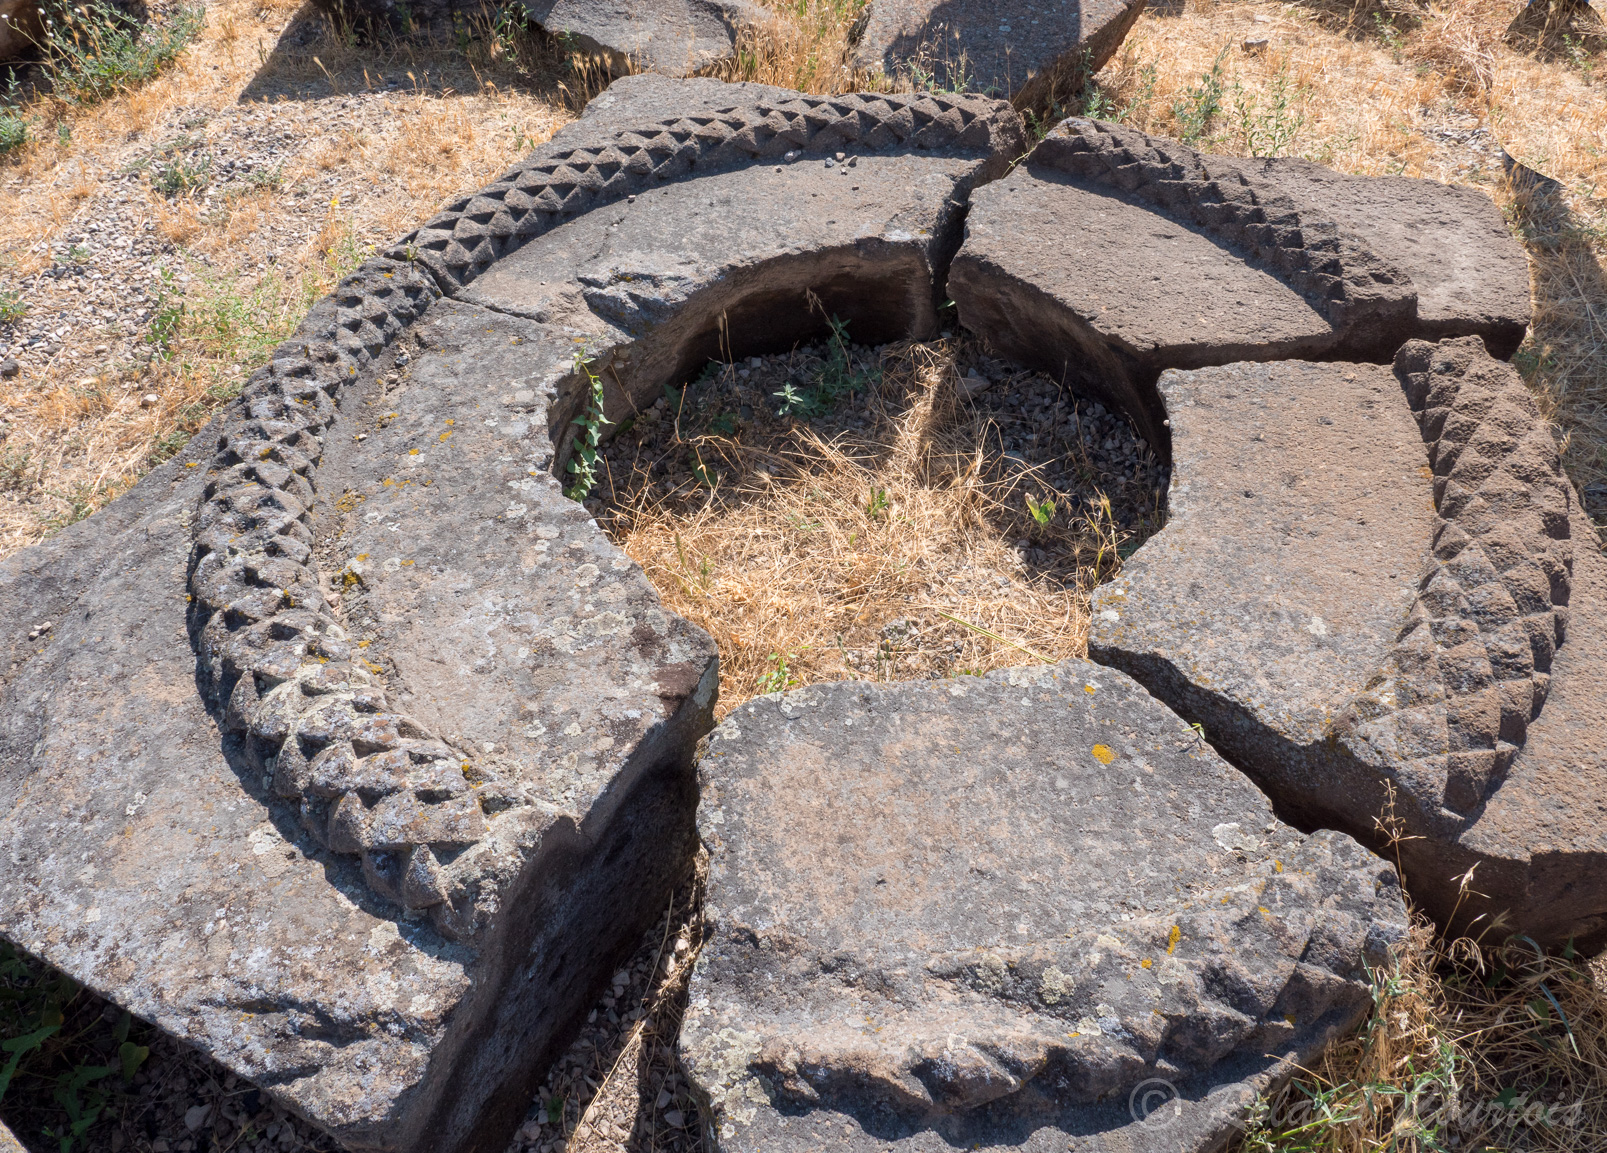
851,0,1148,105
0,75,1030,1153
683,664,1408,1152
525,0,765,77
431,74,1022,450
0,1117,22,1153
949,119,1530,443
1244,156,1531,358
1090,340,1602,945
0,296,716,1153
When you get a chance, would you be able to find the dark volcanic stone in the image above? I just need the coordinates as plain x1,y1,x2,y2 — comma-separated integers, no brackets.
1091,341,1602,946
683,664,1407,1152
0,299,717,1153
524,0,765,77
949,120,1531,445
1244,156,1532,358
852,0,1148,105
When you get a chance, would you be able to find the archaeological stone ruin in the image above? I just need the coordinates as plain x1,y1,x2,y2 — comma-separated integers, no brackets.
0,65,1602,1153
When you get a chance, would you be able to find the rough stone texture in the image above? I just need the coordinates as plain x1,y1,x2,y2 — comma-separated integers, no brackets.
525,0,766,77
851,0,1148,105
1090,340,1601,945
422,74,1022,455
0,75,1030,1153
683,664,1407,1152
390,75,1022,292
0,298,717,1153
0,1118,21,1153
1245,156,1532,357
949,119,1531,443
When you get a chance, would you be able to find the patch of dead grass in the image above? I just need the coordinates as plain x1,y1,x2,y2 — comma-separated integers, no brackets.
601,337,1158,717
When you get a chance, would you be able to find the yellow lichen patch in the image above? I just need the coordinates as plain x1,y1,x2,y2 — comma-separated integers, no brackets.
1140,958,1153,969
1166,925,1181,955
1091,744,1116,765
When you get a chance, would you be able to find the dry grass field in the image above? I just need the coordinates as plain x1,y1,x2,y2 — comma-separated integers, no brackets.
1,0,1606,1150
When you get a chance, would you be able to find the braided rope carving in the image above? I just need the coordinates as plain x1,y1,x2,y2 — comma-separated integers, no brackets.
388,91,1023,292
1338,338,1573,822
1030,118,1415,333
191,91,1021,936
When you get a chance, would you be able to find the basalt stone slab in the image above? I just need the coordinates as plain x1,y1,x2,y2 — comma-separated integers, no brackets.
1239,156,1531,358
525,0,766,77
0,291,717,1153
0,75,1028,1153
450,76,1023,445
1091,340,1599,945
683,664,1408,1152
851,0,1148,105
949,120,1530,443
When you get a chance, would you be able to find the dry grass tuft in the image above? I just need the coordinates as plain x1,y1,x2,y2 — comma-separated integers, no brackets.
1239,910,1607,1152
601,337,1160,716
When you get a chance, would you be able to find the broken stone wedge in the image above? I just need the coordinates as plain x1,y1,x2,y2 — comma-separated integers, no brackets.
949,118,1530,446
684,664,1408,1152
1090,339,1604,947
852,0,1148,105
524,0,768,78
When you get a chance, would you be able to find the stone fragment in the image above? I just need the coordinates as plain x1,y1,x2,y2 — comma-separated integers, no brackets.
1239,156,1531,357
1090,340,1603,945
684,664,1407,1152
0,300,716,1153
0,1117,22,1153
949,119,1530,443
525,0,767,77
852,0,1148,105
430,74,1022,457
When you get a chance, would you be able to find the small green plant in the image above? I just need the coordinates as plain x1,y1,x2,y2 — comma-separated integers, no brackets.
0,288,27,324
865,486,891,518
564,353,612,501
145,267,184,356
244,162,284,191
1372,11,1407,58
151,151,212,197
1232,64,1309,158
0,942,149,1152
757,648,805,694
1025,493,1056,528
774,315,879,418
1170,46,1229,144
0,75,28,155
44,1,206,106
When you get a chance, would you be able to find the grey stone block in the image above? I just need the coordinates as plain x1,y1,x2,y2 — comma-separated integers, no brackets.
1090,340,1603,946
852,0,1149,105
684,664,1407,1152
524,0,767,78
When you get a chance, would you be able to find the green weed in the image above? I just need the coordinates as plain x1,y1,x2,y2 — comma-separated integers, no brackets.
565,353,611,501
151,151,212,196
773,315,879,418
0,287,26,324
0,942,149,1153
757,648,805,694
865,486,891,518
1232,63,1309,157
1170,46,1229,144
1025,493,1056,528
0,84,28,155
44,1,206,106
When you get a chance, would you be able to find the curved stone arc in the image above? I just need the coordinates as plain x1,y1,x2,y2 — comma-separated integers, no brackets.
1028,118,1417,341
1087,341,1593,943
1335,337,1573,823
386,87,1025,294
187,81,1026,937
